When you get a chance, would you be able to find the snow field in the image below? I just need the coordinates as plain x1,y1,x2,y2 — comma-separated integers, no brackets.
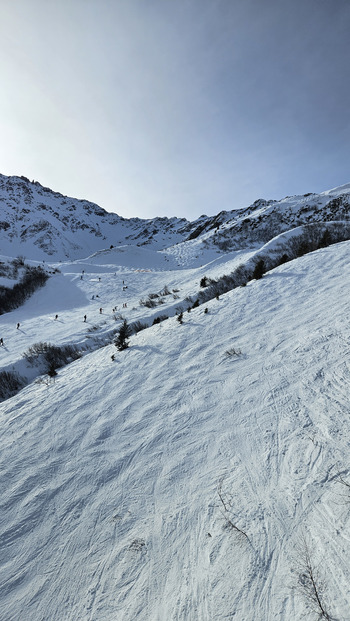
1,242,350,619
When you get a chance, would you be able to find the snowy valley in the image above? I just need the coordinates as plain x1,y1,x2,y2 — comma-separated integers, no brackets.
1,176,350,620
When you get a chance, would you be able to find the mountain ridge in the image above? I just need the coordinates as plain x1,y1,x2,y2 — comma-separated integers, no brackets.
1,172,350,262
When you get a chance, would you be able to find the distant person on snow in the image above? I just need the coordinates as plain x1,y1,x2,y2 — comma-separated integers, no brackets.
16,323,20,329
0,338,3,346
54,314,58,320
99,308,103,314
83,315,87,322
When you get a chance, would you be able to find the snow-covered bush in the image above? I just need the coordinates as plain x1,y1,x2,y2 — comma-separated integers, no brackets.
139,297,157,308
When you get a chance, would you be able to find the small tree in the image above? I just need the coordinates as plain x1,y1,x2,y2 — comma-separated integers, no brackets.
296,536,332,620
115,319,131,351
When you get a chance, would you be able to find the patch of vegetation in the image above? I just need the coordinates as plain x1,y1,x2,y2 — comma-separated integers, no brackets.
152,315,168,325
24,342,81,373
177,312,183,324
115,319,132,351
0,371,25,402
132,320,148,334
0,264,49,315
224,347,242,358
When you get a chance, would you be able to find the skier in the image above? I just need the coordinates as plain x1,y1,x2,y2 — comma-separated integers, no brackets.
54,314,58,320
99,308,103,314
16,323,20,329
83,315,87,322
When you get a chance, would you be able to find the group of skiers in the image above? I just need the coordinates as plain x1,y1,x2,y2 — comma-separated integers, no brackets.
1,276,129,341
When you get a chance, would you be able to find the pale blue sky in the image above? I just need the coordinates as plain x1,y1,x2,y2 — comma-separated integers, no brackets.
0,0,349,219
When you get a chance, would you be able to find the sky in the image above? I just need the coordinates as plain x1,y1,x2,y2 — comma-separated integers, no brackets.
0,0,349,221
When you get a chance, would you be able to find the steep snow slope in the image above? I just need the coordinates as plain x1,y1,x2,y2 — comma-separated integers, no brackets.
1,241,350,620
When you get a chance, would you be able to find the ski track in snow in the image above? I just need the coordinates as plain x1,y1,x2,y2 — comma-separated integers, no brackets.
1,243,350,619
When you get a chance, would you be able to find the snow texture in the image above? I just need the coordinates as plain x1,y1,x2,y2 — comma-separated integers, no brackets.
1,178,350,620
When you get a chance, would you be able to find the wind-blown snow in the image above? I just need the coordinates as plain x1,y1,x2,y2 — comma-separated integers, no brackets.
1,238,350,620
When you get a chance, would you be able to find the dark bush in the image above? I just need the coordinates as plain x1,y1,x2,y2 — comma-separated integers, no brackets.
139,297,157,308
24,342,81,372
160,285,171,296
0,265,49,315
152,315,168,325
177,312,183,324
0,371,25,401
252,259,266,280
132,320,148,334
115,319,131,351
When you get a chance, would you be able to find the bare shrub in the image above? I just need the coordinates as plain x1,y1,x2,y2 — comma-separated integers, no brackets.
217,480,248,540
87,324,100,332
160,285,171,296
200,276,210,287
132,320,148,334
224,347,242,358
152,315,168,325
295,535,332,620
335,470,350,503
139,297,157,308
0,371,25,401
24,342,81,371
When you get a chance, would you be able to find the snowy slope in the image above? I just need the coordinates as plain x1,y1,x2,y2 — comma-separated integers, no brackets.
1,240,350,620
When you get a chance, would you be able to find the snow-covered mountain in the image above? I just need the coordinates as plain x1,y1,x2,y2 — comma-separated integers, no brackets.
1,172,350,262
0,174,198,261
1,175,350,620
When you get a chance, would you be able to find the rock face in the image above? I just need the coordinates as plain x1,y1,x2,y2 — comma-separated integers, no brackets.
0,173,350,261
